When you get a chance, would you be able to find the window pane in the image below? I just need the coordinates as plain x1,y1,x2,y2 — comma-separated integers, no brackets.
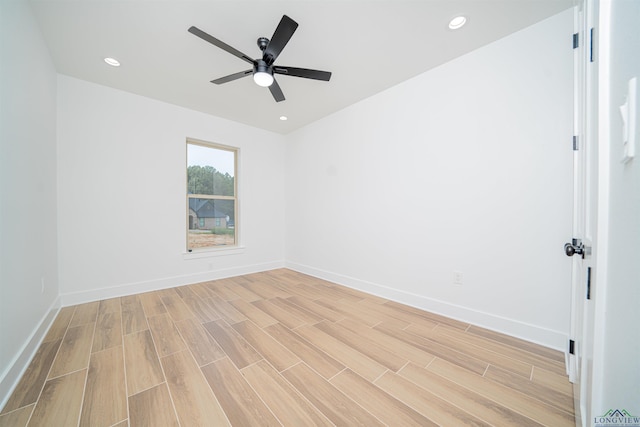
188,198,235,249
187,144,235,196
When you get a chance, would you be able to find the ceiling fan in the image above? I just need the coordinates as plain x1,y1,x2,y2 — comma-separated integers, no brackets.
188,15,332,102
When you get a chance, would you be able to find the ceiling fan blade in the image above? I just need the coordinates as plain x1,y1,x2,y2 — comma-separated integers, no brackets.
188,26,255,66
211,69,253,85
263,15,298,65
268,78,285,102
273,66,332,81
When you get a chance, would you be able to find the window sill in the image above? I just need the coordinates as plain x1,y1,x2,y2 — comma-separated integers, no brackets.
183,246,245,260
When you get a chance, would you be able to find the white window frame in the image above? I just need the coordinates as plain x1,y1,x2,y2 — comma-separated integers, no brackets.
186,138,239,254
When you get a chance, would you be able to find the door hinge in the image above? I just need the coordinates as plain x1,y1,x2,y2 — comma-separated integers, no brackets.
573,135,579,150
586,267,592,300
573,33,579,49
590,28,595,62
569,339,575,355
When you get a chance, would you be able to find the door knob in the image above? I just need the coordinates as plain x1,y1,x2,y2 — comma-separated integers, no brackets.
564,239,585,257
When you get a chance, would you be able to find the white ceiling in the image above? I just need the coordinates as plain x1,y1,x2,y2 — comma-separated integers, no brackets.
30,0,573,134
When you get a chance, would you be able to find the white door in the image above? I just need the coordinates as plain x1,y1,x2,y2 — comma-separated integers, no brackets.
568,1,598,426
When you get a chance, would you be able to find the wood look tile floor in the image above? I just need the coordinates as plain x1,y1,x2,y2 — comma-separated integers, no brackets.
0,269,575,426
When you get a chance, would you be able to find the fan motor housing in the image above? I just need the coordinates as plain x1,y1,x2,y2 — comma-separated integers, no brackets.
254,59,272,75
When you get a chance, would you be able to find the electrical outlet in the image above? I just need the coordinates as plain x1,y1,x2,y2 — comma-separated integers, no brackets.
453,271,464,285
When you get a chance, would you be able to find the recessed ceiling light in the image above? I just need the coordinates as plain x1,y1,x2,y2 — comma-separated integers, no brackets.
104,57,120,67
448,16,467,30
279,116,288,121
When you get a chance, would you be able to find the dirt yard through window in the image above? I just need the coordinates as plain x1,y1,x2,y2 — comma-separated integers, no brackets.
188,232,235,249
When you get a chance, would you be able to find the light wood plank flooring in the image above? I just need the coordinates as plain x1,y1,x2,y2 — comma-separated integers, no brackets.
0,269,574,426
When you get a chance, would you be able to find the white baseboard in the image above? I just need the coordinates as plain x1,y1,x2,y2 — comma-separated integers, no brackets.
285,261,568,352
0,297,61,412
60,260,285,306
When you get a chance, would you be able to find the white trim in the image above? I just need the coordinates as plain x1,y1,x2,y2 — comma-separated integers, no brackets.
183,246,246,259
0,297,61,411
60,260,284,306
286,261,568,351
591,0,612,415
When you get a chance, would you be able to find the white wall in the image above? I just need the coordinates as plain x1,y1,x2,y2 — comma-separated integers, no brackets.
285,10,574,349
0,0,60,407
57,76,286,303
593,0,640,415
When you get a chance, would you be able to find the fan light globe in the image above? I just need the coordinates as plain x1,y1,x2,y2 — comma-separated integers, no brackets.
254,72,274,87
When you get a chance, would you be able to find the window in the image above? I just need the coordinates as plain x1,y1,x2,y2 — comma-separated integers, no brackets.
187,140,237,251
